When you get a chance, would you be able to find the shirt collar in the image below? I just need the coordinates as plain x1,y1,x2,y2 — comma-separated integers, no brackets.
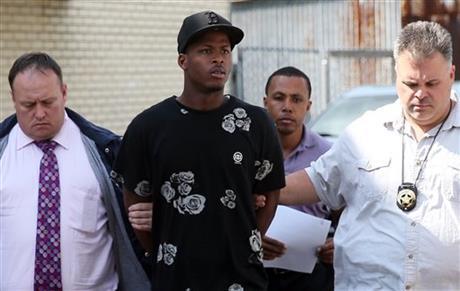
16,113,71,151
16,127,34,150
382,100,404,133
443,97,459,131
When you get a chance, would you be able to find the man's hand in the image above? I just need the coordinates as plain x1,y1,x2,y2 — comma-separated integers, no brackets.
316,238,334,264
254,194,266,209
262,235,286,260
128,202,153,232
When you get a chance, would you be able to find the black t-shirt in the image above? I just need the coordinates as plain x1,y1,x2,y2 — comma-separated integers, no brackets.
114,95,285,291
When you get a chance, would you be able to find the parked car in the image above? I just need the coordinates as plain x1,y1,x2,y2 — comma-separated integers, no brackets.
310,82,460,142
308,85,398,142
308,81,460,142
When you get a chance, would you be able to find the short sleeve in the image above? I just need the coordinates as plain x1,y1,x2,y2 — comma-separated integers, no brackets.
307,133,349,210
113,114,153,198
253,110,286,194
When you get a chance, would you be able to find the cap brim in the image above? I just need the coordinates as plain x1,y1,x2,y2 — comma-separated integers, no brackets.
179,24,244,53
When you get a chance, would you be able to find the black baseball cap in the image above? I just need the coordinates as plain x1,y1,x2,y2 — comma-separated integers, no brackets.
177,11,244,54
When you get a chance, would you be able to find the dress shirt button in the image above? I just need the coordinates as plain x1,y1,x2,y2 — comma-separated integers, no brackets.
105,148,110,153
411,221,416,227
415,159,421,166
408,254,413,259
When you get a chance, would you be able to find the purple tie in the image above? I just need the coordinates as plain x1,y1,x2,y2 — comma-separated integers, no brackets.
34,140,62,291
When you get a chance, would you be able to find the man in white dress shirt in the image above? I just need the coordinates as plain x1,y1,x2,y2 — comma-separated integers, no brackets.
280,21,460,290
0,52,150,290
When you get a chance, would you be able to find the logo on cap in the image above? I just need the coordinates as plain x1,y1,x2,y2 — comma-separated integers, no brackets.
205,11,219,24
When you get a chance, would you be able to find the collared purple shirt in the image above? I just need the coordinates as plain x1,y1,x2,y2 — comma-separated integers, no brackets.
285,126,332,218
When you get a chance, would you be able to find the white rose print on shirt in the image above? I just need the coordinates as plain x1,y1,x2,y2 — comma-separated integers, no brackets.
173,195,206,215
161,181,176,202
220,189,237,209
110,170,124,184
134,180,151,197
222,108,251,133
228,283,244,291
157,243,163,263
160,171,206,215
171,171,194,184
254,160,273,181
249,229,263,263
178,182,192,196
222,113,236,133
233,108,247,118
157,242,177,266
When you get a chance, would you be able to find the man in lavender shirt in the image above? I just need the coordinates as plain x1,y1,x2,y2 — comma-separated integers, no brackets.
263,66,335,291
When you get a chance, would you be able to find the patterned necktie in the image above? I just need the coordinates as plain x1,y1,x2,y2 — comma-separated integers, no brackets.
34,140,62,291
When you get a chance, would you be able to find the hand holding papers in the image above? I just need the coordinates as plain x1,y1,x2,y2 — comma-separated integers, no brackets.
263,205,331,273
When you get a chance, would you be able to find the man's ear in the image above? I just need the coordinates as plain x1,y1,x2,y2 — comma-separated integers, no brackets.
178,54,187,70
450,64,455,81
62,83,68,103
263,96,267,108
306,99,312,111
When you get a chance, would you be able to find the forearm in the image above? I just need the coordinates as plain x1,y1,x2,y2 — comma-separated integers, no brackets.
279,169,320,205
256,189,279,235
123,188,154,252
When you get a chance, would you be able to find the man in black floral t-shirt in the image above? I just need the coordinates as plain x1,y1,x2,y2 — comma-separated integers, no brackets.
113,11,285,291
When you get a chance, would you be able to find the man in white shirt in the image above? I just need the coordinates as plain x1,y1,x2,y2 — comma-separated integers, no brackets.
0,52,150,290
280,21,460,290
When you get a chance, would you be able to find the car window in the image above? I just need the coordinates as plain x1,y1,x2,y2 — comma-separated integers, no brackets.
310,95,396,138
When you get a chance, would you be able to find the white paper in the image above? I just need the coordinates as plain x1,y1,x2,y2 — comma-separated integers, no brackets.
263,205,331,273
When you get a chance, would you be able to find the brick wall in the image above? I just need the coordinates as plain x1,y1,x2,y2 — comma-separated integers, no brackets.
0,0,230,134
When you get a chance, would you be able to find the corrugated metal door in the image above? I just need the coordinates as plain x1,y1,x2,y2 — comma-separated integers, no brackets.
231,0,401,117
